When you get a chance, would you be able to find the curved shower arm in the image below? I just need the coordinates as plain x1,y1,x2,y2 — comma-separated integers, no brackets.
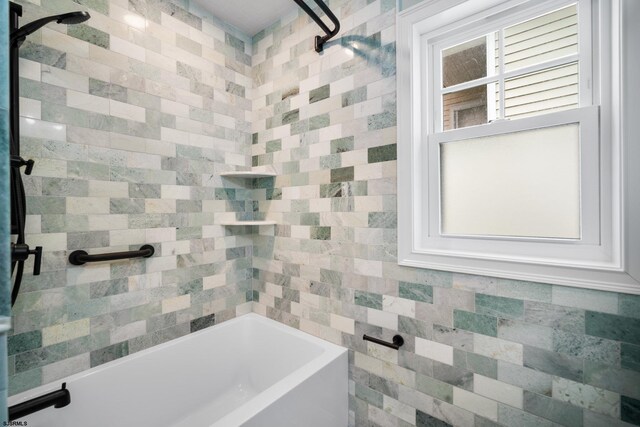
293,0,341,53
11,11,90,47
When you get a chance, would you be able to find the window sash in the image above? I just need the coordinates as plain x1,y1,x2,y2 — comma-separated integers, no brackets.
424,0,592,134
421,106,602,261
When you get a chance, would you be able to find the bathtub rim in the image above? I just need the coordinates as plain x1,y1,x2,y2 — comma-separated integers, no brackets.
8,312,347,423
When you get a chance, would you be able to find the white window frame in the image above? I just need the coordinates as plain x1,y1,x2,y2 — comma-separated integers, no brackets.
397,0,640,294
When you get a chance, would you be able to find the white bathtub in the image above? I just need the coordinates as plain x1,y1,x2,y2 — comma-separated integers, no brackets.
8,313,348,426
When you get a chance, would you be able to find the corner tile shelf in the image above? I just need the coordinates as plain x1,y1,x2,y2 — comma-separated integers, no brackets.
219,171,276,178
219,170,277,226
220,220,277,226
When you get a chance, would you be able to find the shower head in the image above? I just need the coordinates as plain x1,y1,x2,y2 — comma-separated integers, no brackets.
10,11,91,47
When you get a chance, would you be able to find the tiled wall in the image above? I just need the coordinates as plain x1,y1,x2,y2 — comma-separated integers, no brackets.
8,0,255,395
6,0,640,426
251,1,640,426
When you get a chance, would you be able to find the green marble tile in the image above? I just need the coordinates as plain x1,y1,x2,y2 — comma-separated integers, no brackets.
8,331,42,356
309,113,330,130
331,166,354,183
42,214,88,233
331,136,354,154
552,329,620,365
342,86,367,107
89,78,128,102
26,196,65,214
584,360,640,399
523,390,583,427
15,343,67,373
299,213,319,226
8,368,42,396
266,139,281,153
90,342,129,367
368,212,397,228
67,231,109,250
524,346,583,382
368,144,397,163
586,312,640,345
355,290,382,310
498,406,555,427
453,349,498,379
476,294,524,319
367,110,396,131
497,279,552,303
399,316,430,339
309,84,330,103
190,314,215,332
282,109,299,125
310,226,331,240
355,383,383,407
498,319,552,350
19,41,66,68
226,81,245,98
525,301,585,334
89,279,129,299
622,343,640,373
417,410,452,427
399,282,433,303
68,161,110,181
416,373,453,403
42,178,88,197
622,395,640,425
67,330,109,357
453,309,497,337
72,0,109,15
67,24,109,49
620,294,640,320
225,33,245,51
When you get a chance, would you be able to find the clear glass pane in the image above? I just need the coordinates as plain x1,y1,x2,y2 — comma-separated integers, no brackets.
443,83,499,130
504,62,579,119
440,124,580,239
504,4,578,72
442,33,497,88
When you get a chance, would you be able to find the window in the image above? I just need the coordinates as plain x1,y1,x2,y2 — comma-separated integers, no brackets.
397,0,640,293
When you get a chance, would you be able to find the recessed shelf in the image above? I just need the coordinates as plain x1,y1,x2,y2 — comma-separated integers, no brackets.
220,220,277,226
220,171,277,178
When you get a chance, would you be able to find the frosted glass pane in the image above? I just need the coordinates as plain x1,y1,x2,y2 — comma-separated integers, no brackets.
440,124,580,238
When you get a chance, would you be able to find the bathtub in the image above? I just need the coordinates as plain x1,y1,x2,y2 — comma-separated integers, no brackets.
8,313,348,426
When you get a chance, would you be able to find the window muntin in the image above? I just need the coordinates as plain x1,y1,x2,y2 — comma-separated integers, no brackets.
436,3,580,131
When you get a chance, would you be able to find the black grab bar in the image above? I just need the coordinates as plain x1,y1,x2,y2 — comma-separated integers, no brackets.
9,383,70,421
293,0,340,52
363,334,405,350
69,244,155,265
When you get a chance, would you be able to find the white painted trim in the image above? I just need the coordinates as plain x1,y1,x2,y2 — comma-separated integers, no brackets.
397,0,640,294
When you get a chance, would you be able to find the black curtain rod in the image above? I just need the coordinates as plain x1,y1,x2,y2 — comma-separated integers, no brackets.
293,0,341,53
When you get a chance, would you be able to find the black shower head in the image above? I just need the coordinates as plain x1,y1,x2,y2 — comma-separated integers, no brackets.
57,11,91,25
10,11,91,47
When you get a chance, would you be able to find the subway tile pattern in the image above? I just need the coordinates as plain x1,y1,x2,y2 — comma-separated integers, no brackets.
7,0,255,395
251,1,640,426
5,0,640,426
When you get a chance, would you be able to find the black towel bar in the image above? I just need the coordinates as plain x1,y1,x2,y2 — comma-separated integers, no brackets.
69,244,155,265
363,334,405,350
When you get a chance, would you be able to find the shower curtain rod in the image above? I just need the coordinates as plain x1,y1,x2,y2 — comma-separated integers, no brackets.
293,0,340,52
